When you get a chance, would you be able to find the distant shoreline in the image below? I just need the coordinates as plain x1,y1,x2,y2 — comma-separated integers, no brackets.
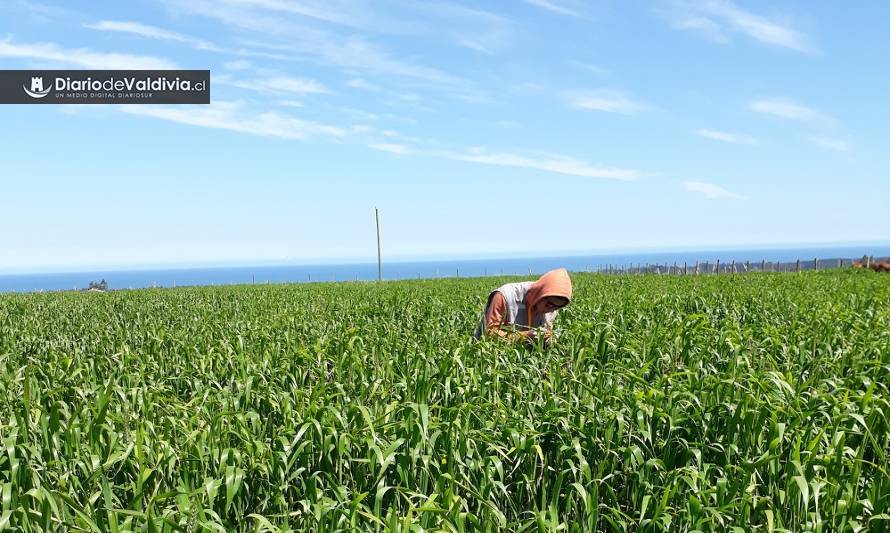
2,245,889,294
5,242,890,277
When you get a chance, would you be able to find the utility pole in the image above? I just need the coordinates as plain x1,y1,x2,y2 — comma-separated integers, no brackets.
375,207,382,281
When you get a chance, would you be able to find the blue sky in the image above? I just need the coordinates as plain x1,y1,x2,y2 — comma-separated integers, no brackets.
1,0,888,273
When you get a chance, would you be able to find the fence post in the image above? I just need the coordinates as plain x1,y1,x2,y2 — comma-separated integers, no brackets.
796,259,801,273
814,258,818,272
715,259,720,274
683,262,688,275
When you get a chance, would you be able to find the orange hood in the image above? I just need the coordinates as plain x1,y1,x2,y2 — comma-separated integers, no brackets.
526,268,573,317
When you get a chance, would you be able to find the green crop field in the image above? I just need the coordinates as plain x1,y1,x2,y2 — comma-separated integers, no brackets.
1,271,889,531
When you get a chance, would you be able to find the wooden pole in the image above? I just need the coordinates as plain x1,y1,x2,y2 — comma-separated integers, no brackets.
375,207,382,281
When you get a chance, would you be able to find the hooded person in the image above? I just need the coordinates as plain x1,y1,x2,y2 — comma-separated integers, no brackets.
474,268,573,343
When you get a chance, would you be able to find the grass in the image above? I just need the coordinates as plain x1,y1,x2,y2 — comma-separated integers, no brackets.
1,271,889,531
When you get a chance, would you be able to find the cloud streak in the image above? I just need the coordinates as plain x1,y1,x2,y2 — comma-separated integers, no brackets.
566,90,646,114
444,149,646,181
119,101,345,140
85,20,221,51
219,75,330,95
0,38,177,69
683,180,743,199
697,129,757,144
369,142,411,155
523,0,582,17
167,0,488,101
750,98,826,122
663,0,812,52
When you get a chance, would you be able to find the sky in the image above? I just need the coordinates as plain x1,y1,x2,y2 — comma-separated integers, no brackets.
1,0,888,273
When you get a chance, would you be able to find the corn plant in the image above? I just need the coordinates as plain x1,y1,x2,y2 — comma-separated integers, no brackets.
0,270,888,531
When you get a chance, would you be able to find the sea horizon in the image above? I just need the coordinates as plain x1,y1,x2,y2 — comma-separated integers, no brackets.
2,243,889,293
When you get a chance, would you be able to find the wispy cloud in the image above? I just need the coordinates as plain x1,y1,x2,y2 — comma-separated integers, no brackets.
683,180,743,199
568,60,611,77
662,0,812,52
342,108,379,121
345,78,378,91
84,19,298,62
812,138,849,152
750,98,826,122
444,148,646,181
523,0,582,17
207,0,412,34
696,128,757,144
168,1,486,100
224,59,252,70
223,76,330,95
565,90,646,114
369,142,411,155
0,38,177,69
85,20,221,51
421,3,512,55
248,36,463,87
119,101,345,140
669,15,728,43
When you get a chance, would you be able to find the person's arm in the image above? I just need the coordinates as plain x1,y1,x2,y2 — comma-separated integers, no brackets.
484,293,538,342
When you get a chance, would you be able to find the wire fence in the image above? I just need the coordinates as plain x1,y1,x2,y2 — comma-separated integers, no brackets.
591,256,888,275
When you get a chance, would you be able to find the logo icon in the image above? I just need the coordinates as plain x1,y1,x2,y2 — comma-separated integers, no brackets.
23,77,51,99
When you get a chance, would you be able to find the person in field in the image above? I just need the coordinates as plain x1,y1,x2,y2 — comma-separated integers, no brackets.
474,268,573,344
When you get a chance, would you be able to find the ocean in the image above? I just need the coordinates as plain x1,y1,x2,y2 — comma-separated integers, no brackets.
1,245,888,293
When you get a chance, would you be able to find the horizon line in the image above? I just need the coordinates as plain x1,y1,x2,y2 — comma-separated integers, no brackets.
2,240,889,277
